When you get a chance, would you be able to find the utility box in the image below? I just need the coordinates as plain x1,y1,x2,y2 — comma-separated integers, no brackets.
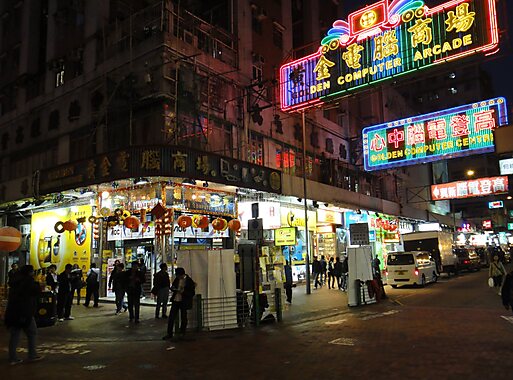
347,246,375,307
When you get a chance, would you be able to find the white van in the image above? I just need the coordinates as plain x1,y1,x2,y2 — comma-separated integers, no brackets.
386,251,438,288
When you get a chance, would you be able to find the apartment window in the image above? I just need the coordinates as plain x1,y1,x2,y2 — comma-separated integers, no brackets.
248,132,264,165
272,22,284,49
1,132,9,150
30,118,41,138
49,110,60,130
56,65,65,87
68,100,81,121
252,65,262,82
325,138,334,153
15,125,24,144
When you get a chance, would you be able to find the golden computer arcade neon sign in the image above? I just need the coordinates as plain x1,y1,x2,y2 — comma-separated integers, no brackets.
279,0,499,112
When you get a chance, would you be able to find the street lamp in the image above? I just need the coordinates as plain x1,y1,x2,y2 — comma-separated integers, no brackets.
301,111,311,295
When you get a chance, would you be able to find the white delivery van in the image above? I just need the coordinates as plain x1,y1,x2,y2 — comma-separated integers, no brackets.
402,231,458,275
385,251,438,288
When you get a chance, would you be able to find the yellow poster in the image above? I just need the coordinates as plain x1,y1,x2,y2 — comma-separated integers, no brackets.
30,205,93,273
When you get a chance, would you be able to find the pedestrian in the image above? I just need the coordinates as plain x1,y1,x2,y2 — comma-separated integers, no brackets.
327,257,335,289
70,264,83,306
153,263,171,318
123,261,145,323
489,255,506,295
7,263,19,287
333,256,343,290
284,260,293,303
341,255,349,291
84,263,100,307
312,256,322,289
162,267,196,340
138,258,147,299
372,256,387,300
46,264,58,291
501,267,513,314
57,264,74,321
320,255,327,285
110,262,127,314
4,265,44,365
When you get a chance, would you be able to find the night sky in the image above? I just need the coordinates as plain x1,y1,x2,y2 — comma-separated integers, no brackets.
339,0,513,105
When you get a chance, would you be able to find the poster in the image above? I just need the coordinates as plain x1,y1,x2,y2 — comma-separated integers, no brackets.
30,205,93,273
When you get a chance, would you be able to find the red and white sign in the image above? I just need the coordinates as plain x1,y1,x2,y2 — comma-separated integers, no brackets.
482,220,492,230
431,176,508,201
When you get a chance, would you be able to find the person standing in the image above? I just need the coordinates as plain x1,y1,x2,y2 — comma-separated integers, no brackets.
110,262,127,314
333,257,343,290
320,255,327,286
123,261,145,323
312,256,322,289
341,255,349,291
489,255,506,295
284,260,293,304
327,257,335,289
45,264,58,292
84,263,100,307
501,267,513,314
163,267,195,340
153,263,171,318
5,265,44,365
70,264,83,306
7,263,19,287
57,264,74,321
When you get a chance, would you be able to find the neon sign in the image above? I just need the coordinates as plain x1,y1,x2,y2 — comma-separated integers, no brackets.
280,0,499,112
431,176,508,201
362,97,508,171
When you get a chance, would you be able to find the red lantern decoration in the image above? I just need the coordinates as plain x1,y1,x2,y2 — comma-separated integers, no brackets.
177,215,192,228
0,226,22,252
63,220,78,232
228,219,241,232
212,217,227,231
124,216,140,230
193,215,209,229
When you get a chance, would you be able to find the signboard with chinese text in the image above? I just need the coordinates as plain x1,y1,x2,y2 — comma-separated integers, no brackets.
431,176,508,201
280,0,499,112
508,223,513,230
499,158,513,175
488,201,503,209
37,145,282,195
482,220,492,229
274,227,297,246
363,98,508,171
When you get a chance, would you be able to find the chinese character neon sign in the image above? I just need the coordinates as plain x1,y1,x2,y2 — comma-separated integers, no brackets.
431,176,508,201
280,0,499,112
363,98,508,171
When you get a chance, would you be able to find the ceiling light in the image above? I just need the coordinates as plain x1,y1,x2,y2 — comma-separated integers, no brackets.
101,191,110,199
134,177,149,185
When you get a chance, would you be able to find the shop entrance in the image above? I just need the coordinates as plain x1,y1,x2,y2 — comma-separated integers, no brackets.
116,239,154,296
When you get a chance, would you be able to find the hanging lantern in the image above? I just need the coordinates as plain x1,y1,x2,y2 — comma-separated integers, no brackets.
228,219,241,232
177,215,192,228
192,215,209,229
124,216,140,230
212,217,227,231
0,226,22,252
63,220,78,232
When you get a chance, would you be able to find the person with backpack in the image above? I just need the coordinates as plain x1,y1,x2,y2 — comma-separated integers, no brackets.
83,263,100,307
162,267,195,340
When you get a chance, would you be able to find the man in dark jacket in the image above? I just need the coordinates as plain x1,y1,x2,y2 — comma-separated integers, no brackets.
502,267,513,314
5,265,44,365
57,264,74,321
110,262,127,314
312,256,322,289
284,261,293,303
123,261,145,323
333,257,343,290
153,263,171,319
163,267,195,340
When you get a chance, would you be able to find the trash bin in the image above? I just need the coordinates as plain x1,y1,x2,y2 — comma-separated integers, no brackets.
35,291,56,328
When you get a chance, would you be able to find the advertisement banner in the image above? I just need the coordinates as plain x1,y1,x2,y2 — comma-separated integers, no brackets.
238,202,281,229
275,227,297,246
280,207,317,229
107,222,155,241
431,176,508,201
30,206,93,273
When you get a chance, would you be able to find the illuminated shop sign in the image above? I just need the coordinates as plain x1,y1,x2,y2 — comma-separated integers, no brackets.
363,97,508,171
488,201,503,209
275,227,297,246
431,176,508,201
499,158,513,175
280,0,499,112
482,220,492,229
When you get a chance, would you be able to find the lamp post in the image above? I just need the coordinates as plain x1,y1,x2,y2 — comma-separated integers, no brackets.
301,110,311,295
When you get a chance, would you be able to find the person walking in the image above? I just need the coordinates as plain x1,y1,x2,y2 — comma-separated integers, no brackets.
45,264,58,292
5,265,44,365
70,264,83,306
57,264,74,321
284,260,293,303
333,257,343,290
327,257,335,289
153,263,171,319
7,263,19,287
320,255,327,286
123,261,145,323
501,267,513,314
84,263,100,307
110,262,127,314
341,255,349,291
312,256,322,289
162,267,196,340
489,254,506,295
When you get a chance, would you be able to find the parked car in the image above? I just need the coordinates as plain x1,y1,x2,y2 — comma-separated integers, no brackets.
475,247,490,268
386,251,438,288
453,247,481,272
